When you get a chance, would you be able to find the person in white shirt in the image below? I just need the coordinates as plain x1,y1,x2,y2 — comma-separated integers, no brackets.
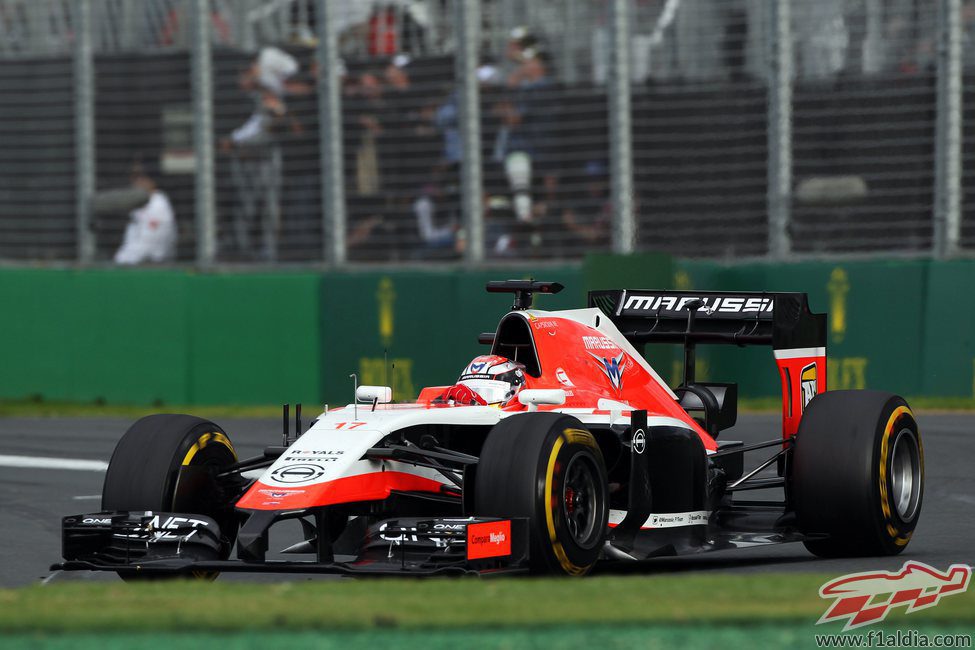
114,166,177,265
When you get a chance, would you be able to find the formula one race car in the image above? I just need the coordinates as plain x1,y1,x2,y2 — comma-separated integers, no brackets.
54,281,924,578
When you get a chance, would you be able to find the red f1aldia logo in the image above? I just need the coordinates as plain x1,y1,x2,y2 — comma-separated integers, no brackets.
817,561,972,631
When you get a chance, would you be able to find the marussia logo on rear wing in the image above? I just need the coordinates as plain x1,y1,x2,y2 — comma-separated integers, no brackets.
622,294,774,315
817,561,972,631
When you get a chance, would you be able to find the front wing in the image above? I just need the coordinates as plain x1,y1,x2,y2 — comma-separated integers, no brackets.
53,511,531,577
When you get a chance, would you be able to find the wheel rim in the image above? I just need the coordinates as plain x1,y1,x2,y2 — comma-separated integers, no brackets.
561,454,602,550
890,428,921,522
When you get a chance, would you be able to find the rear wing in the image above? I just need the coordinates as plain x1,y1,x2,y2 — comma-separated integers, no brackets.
588,289,825,351
589,289,827,438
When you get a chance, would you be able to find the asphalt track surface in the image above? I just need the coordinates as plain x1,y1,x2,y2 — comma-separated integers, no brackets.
1,413,971,587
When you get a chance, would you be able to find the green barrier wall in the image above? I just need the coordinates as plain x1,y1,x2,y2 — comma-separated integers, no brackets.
0,258,969,406
319,266,583,404
0,266,583,406
0,269,323,406
676,258,971,400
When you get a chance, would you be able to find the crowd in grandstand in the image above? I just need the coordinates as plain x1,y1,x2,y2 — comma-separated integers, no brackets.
66,0,950,265
207,22,613,264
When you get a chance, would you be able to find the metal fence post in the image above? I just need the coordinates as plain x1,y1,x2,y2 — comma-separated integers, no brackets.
74,0,95,263
934,0,962,258
456,0,484,263
561,0,578,86
609,0,635,254
191,0,216,266
767,0,793,259
317,0,347,265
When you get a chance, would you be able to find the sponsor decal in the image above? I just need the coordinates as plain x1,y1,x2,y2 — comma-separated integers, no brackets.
469,361,487,373
582,335,618,350
377,277,395,347
270,464,326,484
588,352,627,391
284,450,345,455
646,511,708,527
81,517,111,525
146,515,210,530
623,294,774,315
631,429,646,454
466,520,512,560
257,489,306,499
532,320,558,330
377,522,455,548
817,561,972,631
555,367,575,387
281,450,344,462
607,509,710,529
120,514,212,541
827,267,850,344
800,362,817,411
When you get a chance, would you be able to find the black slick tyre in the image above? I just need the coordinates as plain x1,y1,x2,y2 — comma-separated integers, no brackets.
474,413,609,575
792,391,923,557
102,414,239,579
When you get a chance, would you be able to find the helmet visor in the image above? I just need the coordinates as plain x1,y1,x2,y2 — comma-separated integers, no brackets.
457,379,515,405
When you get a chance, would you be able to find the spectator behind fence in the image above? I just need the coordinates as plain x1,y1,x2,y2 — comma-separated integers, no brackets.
383,54,452,257
220,46,305,262
560,160,612,252
421,62,503,259
343,68,392,258
114,161,177,265
492,27,553,227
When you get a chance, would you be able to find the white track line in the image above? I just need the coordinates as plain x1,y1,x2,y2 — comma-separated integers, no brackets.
72,495,101,500
0,454,107,471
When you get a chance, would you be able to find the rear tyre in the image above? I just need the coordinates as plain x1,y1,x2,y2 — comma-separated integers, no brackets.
102,414,239,580
474,413,608,575
792,391,923,557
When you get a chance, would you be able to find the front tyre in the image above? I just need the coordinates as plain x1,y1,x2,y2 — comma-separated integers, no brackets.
474,413,609,575
102,414,239,579
792,391,923,557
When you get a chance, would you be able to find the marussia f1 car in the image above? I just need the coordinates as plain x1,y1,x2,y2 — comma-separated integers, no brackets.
54,281,924,578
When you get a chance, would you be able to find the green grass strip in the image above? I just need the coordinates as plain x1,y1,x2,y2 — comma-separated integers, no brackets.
2,574,973,634
2,624,974,650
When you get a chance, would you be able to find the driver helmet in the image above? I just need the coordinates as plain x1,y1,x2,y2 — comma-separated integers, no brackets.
456,354,526,405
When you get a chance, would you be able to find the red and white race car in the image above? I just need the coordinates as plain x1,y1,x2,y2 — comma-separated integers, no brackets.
56,281,924,577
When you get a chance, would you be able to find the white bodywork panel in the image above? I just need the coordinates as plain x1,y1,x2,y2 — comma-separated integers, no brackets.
258,404,502,489
256,306,688,490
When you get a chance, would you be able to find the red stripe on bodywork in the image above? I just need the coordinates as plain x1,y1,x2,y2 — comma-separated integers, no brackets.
236,471,446,510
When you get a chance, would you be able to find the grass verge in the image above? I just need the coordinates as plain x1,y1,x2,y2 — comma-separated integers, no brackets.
2,574,973,633
4,624,975,650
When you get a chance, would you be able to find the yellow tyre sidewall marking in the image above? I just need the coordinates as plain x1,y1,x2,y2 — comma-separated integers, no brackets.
563,428,599,451
181,431,237,467
179,430,236,578
878,406,914,547
544,430,596,576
